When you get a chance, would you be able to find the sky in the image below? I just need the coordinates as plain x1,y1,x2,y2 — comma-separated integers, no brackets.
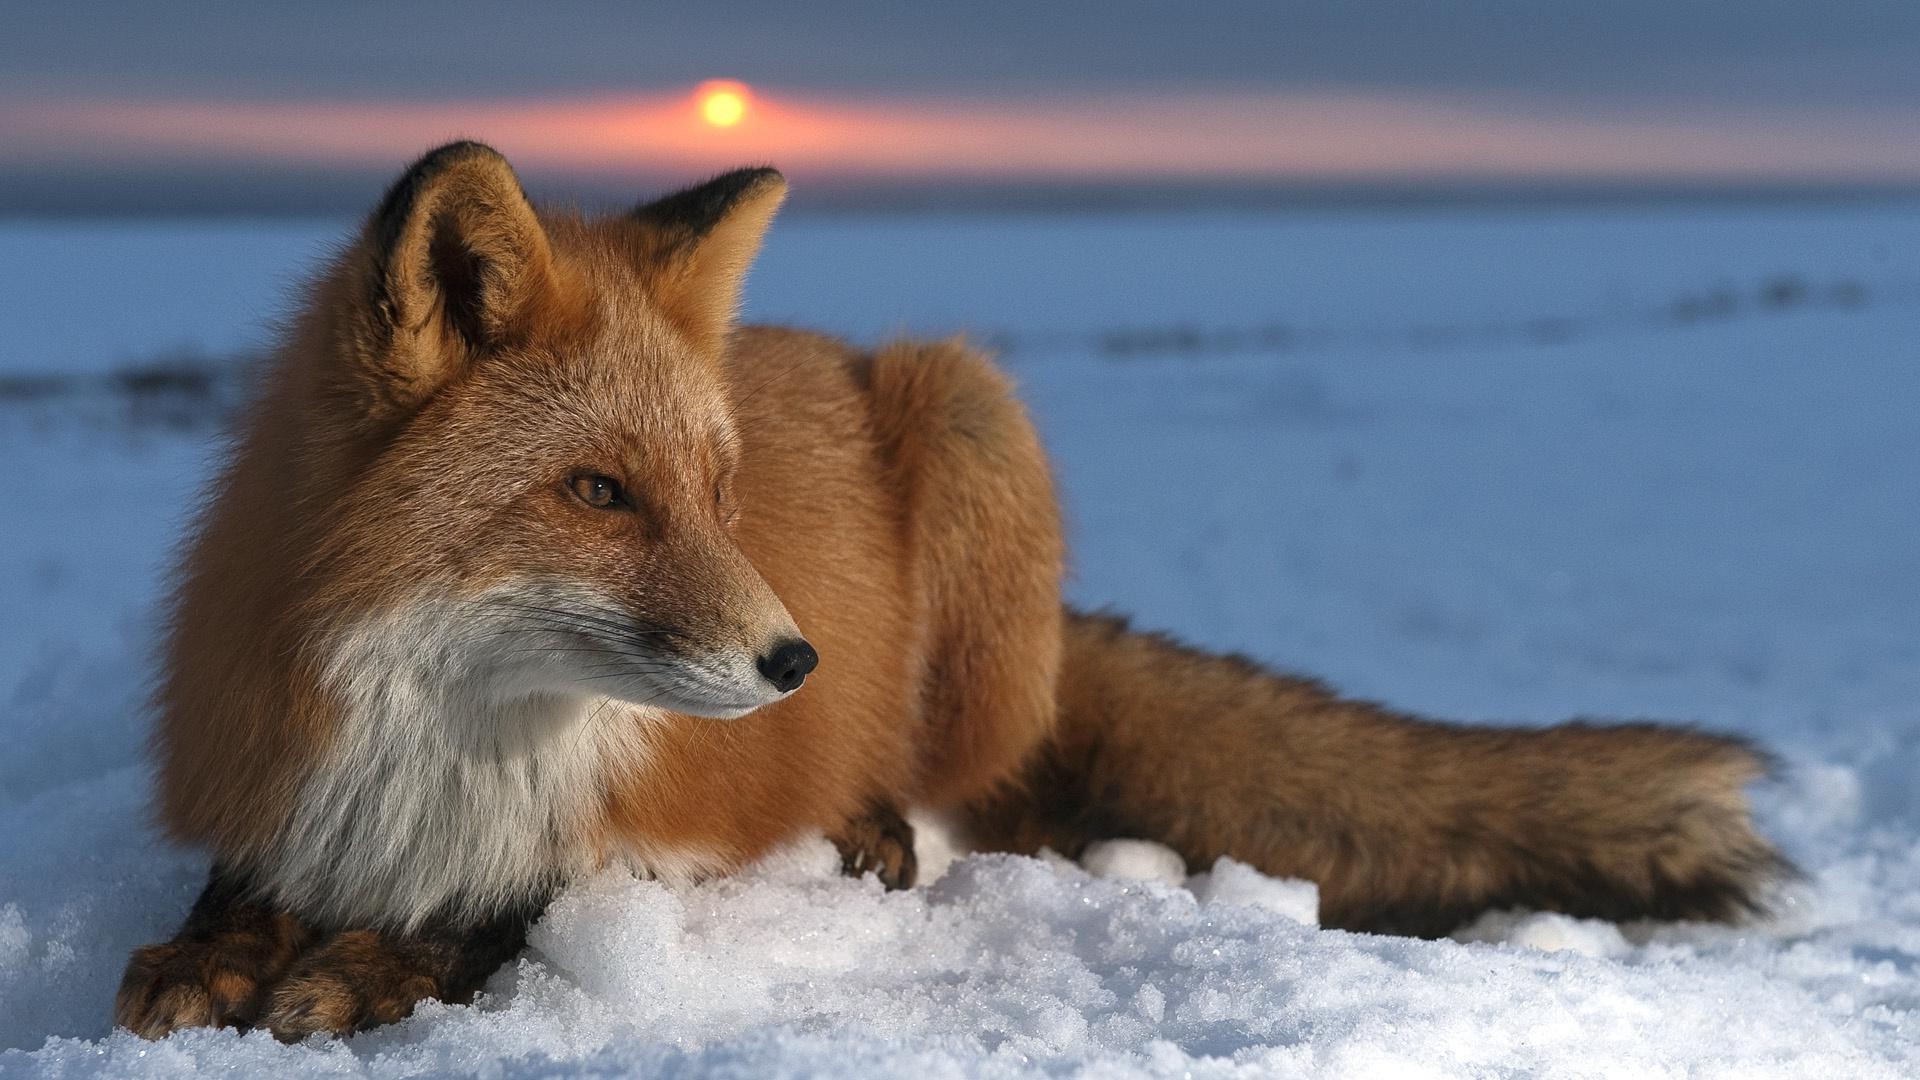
5,1,1920,213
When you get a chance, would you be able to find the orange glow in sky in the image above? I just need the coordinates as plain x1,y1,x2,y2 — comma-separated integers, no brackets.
9,87,1920,186
699,81,749,128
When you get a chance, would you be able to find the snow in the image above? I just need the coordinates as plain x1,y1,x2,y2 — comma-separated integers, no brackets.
1186,858,1320,928
1077,840,1190,887
4,202,1920,1075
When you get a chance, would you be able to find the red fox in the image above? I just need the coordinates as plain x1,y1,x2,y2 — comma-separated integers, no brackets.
116,142,1786,1040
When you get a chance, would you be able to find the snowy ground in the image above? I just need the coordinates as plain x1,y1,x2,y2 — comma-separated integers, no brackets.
3,203,1919,1076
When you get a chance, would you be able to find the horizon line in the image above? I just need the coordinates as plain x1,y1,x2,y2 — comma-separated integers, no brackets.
6,173,1920,220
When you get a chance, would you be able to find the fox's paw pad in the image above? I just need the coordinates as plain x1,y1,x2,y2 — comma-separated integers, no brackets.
259,932,440,1040
115,941,267,1039
832,803,918,891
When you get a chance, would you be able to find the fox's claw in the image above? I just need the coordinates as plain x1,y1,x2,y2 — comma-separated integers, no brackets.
831,801,918,890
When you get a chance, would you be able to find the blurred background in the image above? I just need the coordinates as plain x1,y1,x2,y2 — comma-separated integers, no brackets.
2,0,1916,721
6,0,1920,214
3,0,1917,711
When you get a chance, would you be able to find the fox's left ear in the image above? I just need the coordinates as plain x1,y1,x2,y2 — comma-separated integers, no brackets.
628,167,787,355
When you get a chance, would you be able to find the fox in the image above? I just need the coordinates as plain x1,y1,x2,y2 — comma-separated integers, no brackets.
115,141,1787,1040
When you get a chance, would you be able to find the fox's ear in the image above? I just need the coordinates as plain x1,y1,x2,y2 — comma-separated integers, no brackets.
350,141,561,411
628,167,786,355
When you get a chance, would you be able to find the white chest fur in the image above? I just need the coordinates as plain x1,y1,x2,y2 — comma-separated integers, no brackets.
254,593,641,930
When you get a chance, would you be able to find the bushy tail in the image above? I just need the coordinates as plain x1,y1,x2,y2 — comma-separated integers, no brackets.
963,610,1790,936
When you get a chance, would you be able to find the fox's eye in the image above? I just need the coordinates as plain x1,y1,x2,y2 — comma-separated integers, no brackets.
567,473,629,510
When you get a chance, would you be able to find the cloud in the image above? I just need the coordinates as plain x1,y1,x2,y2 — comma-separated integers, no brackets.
9,88,1920,188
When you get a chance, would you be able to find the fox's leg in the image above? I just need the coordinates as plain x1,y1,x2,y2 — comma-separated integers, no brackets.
967,611,1790,937
829,800,918,890
257,898,542,1040
860,339,1067,807
115,864,317,1038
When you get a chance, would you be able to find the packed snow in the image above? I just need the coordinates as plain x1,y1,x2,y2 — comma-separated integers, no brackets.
3,203,1919,1076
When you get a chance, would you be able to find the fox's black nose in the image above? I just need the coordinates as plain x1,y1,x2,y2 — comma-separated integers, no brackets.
756,638,818,693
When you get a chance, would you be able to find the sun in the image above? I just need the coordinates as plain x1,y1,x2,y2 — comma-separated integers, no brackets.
698,80,750,128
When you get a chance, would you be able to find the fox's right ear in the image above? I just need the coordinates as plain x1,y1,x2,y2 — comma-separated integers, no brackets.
627,167,787,356
345,141,566,414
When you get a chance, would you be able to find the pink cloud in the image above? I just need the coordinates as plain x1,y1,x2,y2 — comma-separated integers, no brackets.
8,87,1920,182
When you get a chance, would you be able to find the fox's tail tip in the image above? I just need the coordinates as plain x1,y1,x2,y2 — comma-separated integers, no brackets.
1632,733,1799,924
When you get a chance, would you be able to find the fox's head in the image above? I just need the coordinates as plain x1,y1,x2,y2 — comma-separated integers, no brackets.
286,141,814,721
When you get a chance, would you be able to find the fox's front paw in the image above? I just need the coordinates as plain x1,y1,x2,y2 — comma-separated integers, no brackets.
831,800,918,890
115,926,306,1039
257,931,444,1040
116,864,321,1039
115,942,250,1038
